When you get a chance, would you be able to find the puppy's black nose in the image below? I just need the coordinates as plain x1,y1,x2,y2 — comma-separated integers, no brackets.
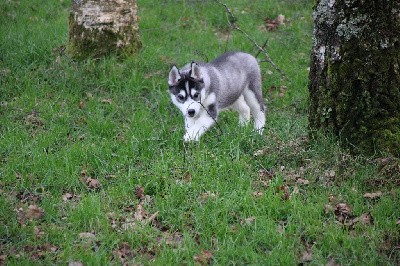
188,109,195,117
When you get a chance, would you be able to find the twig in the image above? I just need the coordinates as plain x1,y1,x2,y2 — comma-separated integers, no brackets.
213,0,289,80
255,39,268,58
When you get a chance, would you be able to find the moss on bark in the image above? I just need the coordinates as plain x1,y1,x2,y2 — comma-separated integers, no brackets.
309,0,400,156
67,0,141,60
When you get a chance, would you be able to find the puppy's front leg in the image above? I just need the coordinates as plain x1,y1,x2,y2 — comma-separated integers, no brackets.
184,115,215,142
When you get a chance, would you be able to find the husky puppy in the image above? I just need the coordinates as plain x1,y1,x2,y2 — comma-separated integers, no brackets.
168,52,266,142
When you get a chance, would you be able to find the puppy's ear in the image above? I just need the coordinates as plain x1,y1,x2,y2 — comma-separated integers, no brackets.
168,66,181,86
190,62,203,81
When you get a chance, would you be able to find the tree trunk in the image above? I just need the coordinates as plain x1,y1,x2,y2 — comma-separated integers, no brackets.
67,0,141,59
309,0,400,156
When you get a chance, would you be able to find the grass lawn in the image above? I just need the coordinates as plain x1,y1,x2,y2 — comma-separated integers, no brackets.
1,0,399,265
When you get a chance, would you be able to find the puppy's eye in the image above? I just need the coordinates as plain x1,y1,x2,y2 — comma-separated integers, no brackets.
193,92,200,100
177,94,185,102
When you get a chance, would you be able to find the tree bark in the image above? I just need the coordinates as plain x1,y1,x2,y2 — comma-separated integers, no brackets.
67,0,141,59
309,0,400,156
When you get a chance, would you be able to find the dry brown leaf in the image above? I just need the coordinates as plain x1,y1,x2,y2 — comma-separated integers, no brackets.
82,177,100,190
280,185,290,201
147,211,159,224
199,191,217,202
78,101,85,109
0,255,7,265
62,193,73,201
241,217,256,226
231,224,238,234
183,171,192,182
363,191,383,199
326,257,340,266
254,148,267,157
276,14,286,25
68,261,84,266
101,98,113,104
112,242,133,264
25,205,45,220
25,110,44,127
134,203,147,222
297,178,310,185
158,231,183,246
193,250,213,265
301,250,313,262
359,212,374,225
258,169,275,179
328,195,336,203
252,191,263,198
79,232,96,240
334,203,354,224
34,226,45,239
135,186,145,200
325,170,336,178
325,204,333,214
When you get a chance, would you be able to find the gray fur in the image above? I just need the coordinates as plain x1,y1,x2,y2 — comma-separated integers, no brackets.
168,51,266,142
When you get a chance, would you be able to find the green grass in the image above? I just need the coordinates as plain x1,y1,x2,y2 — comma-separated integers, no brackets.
1,0,399,265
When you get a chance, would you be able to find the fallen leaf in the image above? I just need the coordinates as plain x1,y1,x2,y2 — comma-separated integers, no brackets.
301,250,313,262
79,232,96,240
68,261,84,266
276,14,286,25
325,170,336,178
198,191,217,202
62,193,73,201
396,219,400,225
82,177,100,190
277,220,286,234
334,203,354,224
34,226,45,238
241,217,256,226
359,212,374,225
146,211,159,224
326,257,340,266
25,110,44,127
25,205,45,220
134,203,147,222
78,100,85,109
135,186,145,200
363,191,383,199
231,224,238,234
280,185,290,201
194,250,213,265
325,204,333,214
101,98,113,104
0,255,7,265
158,231,183,246
183,171,192,182
252,191,263,198
264,14,286,31
328,195,336,203
112,242,133,264
297,178,310,185
254,148,267,157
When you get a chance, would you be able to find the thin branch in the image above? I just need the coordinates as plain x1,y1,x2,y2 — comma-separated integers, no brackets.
213,0,289,80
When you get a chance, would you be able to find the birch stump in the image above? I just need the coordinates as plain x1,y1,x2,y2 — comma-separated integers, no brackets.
308,0,400,156
67,0,141,59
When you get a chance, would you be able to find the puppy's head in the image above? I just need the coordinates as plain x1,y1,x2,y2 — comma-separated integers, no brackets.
168,62,205,118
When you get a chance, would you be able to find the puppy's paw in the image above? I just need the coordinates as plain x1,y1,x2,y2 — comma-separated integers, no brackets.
184,131,199,142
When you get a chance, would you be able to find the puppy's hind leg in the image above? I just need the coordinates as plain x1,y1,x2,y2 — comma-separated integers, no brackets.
243,89,266,134
230,94,251,126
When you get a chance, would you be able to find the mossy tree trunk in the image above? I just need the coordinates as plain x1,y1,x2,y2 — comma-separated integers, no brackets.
67,0,141,59
309,0,400,156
